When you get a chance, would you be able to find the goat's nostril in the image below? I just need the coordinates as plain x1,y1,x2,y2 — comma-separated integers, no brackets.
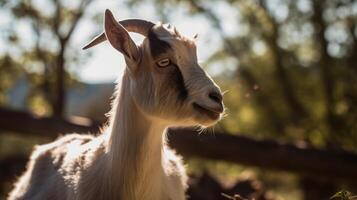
208,91,223,103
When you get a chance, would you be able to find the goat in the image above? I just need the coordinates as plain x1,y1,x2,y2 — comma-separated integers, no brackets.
8,9,224,200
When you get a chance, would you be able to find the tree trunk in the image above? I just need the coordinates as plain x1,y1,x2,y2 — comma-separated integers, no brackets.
53,42,65,117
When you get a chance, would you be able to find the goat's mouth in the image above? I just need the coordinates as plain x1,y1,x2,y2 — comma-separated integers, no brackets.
192,102,221,120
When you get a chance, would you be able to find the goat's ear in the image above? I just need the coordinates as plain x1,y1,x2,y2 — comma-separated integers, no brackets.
104,9,139,62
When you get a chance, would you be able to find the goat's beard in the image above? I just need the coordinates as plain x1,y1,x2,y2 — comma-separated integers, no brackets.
195,117,222,127
166,111,222,128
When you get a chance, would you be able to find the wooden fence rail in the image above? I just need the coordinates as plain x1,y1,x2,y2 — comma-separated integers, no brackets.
1,107,357,183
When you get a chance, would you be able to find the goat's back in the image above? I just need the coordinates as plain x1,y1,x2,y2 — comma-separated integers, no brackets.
8,134,95,200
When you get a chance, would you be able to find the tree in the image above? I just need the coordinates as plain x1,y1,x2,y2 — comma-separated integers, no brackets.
1,0,96,116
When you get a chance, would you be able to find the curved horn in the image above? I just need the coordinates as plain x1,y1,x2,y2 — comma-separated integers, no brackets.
83,19,155,50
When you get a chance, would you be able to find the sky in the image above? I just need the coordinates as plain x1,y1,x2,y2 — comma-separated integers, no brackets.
0,0,264,83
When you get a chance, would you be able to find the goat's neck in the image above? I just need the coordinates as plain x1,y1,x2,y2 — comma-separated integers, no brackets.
107,72,166,199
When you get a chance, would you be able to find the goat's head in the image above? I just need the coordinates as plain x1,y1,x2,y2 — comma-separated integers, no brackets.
84,9,224,127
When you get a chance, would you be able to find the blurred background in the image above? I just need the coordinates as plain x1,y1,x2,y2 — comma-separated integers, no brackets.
1,0,357,199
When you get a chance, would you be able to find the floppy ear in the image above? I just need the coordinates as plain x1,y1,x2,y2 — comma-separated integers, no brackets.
104,9,139,62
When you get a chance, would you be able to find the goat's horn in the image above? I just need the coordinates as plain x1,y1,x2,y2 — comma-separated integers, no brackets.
82,19,155,50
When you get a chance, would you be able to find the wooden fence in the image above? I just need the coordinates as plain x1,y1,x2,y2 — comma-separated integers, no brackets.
1,107,357,184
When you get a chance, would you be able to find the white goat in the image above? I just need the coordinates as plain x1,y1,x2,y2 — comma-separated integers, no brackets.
8,9,224,200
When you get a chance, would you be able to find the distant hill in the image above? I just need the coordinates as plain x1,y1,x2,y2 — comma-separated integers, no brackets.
7,76,115,121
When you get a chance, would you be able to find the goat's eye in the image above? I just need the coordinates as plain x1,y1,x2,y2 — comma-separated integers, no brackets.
157,58,170,68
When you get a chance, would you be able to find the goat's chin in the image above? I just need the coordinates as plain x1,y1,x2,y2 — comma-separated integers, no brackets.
152,111,222,127
197,119,219,127
194,115,222,127
166,116,218,128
